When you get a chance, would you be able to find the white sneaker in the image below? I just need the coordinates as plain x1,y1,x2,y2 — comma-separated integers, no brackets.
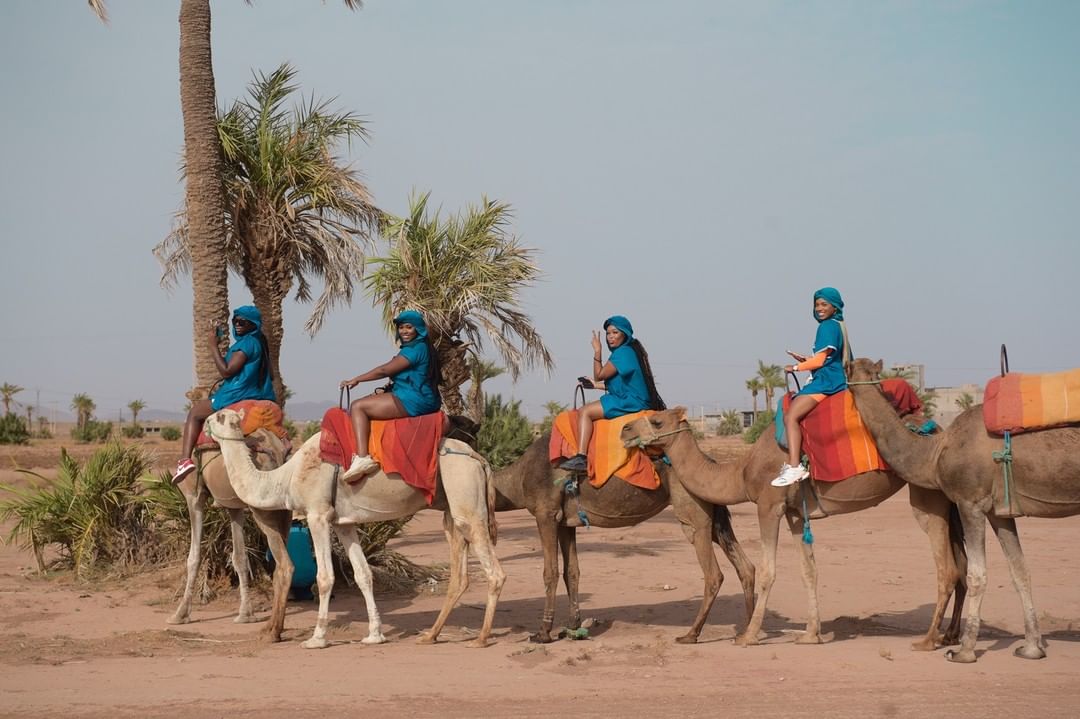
771,463,809,487
343,454,379,480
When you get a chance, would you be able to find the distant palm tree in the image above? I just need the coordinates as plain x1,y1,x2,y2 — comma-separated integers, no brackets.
466,360,505,425
367,193,554,415
539,400,567,435
955,392,976,411
155,63,380,404
0,383,23,416
128,400,147,426
71,394,96,431
756,360,786,411
745,378,764,415
25,405,34,429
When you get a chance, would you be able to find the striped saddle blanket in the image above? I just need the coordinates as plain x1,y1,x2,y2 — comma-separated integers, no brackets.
549,409,661,490
983,369,1080,435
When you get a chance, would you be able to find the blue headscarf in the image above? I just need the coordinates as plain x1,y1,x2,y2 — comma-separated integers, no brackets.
812,288,844,322
232,305,263,339
603,315,634,342
393,310,429,343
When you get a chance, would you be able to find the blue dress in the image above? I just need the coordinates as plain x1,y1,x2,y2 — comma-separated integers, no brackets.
391,339,441,416
797,318,849,397
600,344,651,419
211,334,277,410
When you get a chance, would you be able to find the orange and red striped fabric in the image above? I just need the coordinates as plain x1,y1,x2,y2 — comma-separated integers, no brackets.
549,409,661,490
784,390,888,482
983,369,1080,435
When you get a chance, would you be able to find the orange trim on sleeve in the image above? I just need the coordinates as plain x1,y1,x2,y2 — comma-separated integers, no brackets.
796,348,832,372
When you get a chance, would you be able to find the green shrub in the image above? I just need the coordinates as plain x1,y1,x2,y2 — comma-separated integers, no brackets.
71,419,112,443
743,410,775,445
0,414,30,445
160,425,181,441
282,418,299,440
121,425,145,439
477,394,534,470
717,409,743,436
301,421,320,441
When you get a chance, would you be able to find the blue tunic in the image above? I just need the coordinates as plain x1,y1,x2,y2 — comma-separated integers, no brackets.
600,344,651,419
391,340,441,416
797,318,849,397
211,333,276,410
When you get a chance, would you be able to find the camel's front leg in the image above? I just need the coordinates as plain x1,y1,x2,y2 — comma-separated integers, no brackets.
787,510,823,644
227,507,258,624
463,510,506,648
167,487,208,625
947,505,988,663
712,506,757,628
908,487,962,651
419,511,469,645
333,524,386,645
252,509,293,643
529,513,562,643
988,514,1046,660
558,525,581,631
670,485,721,644
736,503,782,646
301,510,338,649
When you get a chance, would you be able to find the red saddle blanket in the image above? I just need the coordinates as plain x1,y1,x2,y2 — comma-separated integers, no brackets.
196,399,289,449
319,408,445,504
548,409,661,490
983,369,1080,436
783,379,919,482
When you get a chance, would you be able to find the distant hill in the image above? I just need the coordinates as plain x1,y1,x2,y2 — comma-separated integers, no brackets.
283,400,336,422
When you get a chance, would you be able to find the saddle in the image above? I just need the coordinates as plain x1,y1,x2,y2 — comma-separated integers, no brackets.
548,409,661,490
983,368,1080,436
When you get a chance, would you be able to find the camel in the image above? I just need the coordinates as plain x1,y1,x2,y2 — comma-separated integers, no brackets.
848,357,1080,663
205,408,505,649
168,430,295,638
490,433,757,644
620,408,967,650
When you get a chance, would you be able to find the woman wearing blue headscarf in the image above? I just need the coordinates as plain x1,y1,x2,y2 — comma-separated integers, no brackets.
772,287,852,487
559,315,666,473
339,310,442,479
173,305,277,484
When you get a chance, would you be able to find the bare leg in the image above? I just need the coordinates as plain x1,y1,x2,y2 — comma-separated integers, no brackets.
783,395,820,467
349,393,406,458
575,401,605,456
180,399,214,461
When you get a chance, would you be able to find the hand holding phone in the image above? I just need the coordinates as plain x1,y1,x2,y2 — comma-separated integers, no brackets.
577,376,595,390
786,350,807,363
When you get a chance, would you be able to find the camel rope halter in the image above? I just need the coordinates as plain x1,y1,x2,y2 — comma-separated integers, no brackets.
624,420,692,450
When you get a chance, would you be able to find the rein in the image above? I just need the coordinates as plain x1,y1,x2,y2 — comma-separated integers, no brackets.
625,422,692,449
846,379,882,386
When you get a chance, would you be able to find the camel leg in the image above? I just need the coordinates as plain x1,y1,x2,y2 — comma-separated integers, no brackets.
942,505,968,646
987,514,1046,660
558,525,581,630
461,511,506,648
167,487,208,625
669,484,721,644
530,513,562,643
712,505,757,627
252,509,293,643
908,487,963,651
947,505,988,663
418,511,470,645
301,510,338,649
226,507,258,624
736,503,783,647
334,524,388,645
787,511,823,644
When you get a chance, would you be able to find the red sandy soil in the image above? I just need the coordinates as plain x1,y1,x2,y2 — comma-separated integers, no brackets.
1,436,1079,718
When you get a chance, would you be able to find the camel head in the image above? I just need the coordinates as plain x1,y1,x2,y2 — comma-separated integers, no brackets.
848,358,884,383
205,408,247,442
620,407,690,450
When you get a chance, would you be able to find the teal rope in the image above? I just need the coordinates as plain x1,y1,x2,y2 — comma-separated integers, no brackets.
992,430,1014,510
800,482,814,545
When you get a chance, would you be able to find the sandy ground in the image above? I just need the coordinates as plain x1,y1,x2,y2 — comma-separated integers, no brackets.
1,437,1079,718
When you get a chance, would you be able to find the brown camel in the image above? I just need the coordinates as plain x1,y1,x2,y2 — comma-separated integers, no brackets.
491,433,757,644
849,357,1080,663
620,408,967,650
168,430,295,641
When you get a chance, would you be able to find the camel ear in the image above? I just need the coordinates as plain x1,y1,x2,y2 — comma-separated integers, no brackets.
235,407,246,421
873,359,883,375
674,406,687,421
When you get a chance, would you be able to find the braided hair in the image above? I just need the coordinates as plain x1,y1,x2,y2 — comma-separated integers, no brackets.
628,338,665,411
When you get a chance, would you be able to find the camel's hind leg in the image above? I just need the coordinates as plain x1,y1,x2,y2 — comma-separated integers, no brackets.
786,510,823,644
332,523,387,645
908,486,964,651
301,509,339,649
226,507,258,624
947,504,988,663
167,486,209,625
558,525,581,630
418,511,470,645
252,509,293,643
736,502,783,646
712,505,757,628
531,514,562,643
988,514,1046,660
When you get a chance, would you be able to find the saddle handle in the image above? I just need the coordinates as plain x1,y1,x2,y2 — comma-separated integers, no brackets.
1000,343,1010,377
785,370,802,395
573,383,586,410
339,386,351,410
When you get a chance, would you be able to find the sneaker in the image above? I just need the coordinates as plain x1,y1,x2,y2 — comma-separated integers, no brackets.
342,454,379,480
559,453,588,473
172,458,196,485
771,463,809,487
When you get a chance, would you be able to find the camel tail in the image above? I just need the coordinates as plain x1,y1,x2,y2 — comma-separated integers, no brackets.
483,456,498,546
948,502,967,568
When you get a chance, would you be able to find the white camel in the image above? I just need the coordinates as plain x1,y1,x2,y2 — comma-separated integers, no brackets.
206,408,506,649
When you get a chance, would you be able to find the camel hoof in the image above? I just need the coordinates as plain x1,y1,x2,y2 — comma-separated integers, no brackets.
416,633,437,645
166,613,191,626
945,648,977,663
734,633,758,647
528,631,554,644
467,638,492,649
1014,643,1047,660
910,637,937,652
233,614,259,625
360,633,387,645
674,634,698,645
795,633,823,645
302,637,329,650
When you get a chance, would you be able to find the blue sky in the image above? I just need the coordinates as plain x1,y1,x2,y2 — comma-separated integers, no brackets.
1,1,1078,421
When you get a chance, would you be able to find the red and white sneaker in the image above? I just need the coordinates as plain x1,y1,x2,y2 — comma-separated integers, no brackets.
172,458,196,485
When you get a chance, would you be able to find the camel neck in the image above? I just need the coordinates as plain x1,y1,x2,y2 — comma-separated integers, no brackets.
849,383,941,489
492,458,528,511
663,429,751,505
215,434,296,510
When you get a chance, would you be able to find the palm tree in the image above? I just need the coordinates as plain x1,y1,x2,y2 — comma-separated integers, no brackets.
539,400,567,435
466,359,505,425
0,383,23,416
25,405,34,429
155,63,380,403
745,377,763,415
955,392,975,411
756,360,785,412
71,394,96,432
128,400,147,426
366,193,555,415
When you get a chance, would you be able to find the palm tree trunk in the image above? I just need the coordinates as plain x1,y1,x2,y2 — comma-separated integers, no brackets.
179,0,229,395
435,336,469,416
242,218,292,406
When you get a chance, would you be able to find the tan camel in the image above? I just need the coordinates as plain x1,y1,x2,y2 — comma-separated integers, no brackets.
167,430,295,640
206,408,505,649
620,408,967,650
849,357,1080,663
490,434,757,643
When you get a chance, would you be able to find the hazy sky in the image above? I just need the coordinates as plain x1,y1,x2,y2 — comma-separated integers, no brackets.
2,1,1078,422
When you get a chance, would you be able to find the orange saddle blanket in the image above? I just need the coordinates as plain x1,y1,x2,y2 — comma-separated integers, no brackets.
319,408,445,504
548,409,661,490
196,399,289,449
782,379,919,482
983,369,1080,436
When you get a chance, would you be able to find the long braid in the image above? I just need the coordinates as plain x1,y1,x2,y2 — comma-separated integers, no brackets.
256,332,272,385
629,338,666,411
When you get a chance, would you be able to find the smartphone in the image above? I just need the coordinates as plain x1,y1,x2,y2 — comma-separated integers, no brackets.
577,376,595,389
